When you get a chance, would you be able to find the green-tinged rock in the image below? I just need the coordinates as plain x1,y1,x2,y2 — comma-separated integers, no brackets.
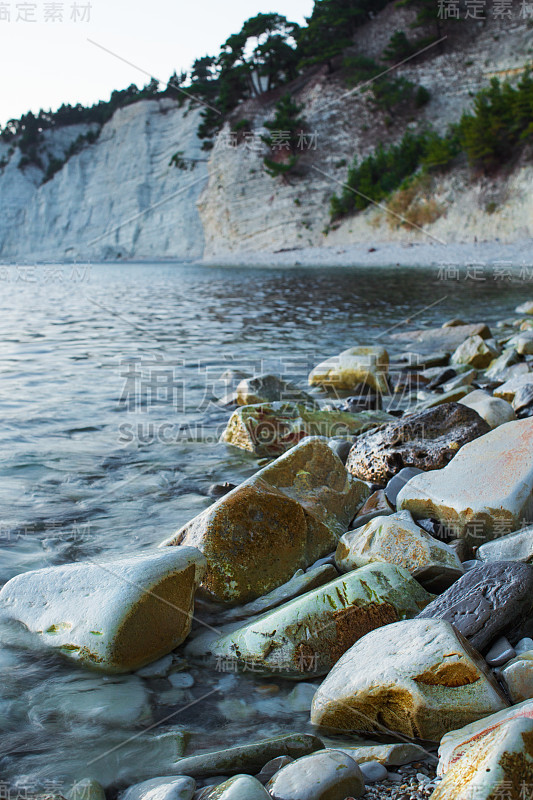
0,548,206,673
197,563,432,678
321,741,429,767
220,402,395,457
433,700,533,800
68,780,106,800
335,511,462,575
308,346,389,394
477,526,533,563
208,775,271,799
459,389,515,429
397,419,533,543
162,438,370,605
451,335,500,369
310,619,508,741
266,750,365,800
235,374,314,406
173,734,324,778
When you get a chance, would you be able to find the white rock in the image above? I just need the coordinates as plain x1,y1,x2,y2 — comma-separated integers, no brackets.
477,525,533,563
516,301,533,315
201,775,270,799
0,548,206,672
433,700,533,800
397,419,533,542
459,389,515,429
335,510,462,575
500,652,533,702
308,346,389,394
121,777,196,800
287,683,318,712
267,750,365,800
494,373,533,402
310,619,508,741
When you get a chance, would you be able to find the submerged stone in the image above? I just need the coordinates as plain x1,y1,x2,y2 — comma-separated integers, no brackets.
0,548,206,673
162,438,370,605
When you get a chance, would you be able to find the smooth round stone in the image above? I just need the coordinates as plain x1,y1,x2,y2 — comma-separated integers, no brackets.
287,683,317,712
485,636,516,667
204,775,270,798
121,776,196,800
168,672,195,689
255,756,294,785
516,637,533,654
359,761,388,783
267,749,365,800
384,468,424,508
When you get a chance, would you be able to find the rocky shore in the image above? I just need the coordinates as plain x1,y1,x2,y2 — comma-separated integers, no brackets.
3,302,533,800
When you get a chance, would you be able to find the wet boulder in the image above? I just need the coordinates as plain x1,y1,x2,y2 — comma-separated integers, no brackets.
397,419,533,543
0,548,206,673
310,619,508,741
220,402,394,457
162,438,370,605
202,563,431,678
346,403,489,485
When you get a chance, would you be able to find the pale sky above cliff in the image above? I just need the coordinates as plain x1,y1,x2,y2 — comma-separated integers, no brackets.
1,0,314,126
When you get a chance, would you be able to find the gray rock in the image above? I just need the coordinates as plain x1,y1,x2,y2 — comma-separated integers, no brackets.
477,526,533,564
121,777,196,800
255,757,294,785
328,438,353,464
359,762,389,783
173,734,324,778
484,636,516,667
346,403,490,484
417,561,533,652
266,750,365,800
384,468,425,507
202,775,270,799
515,637,533,654
391,323,492,356
513,383,533,414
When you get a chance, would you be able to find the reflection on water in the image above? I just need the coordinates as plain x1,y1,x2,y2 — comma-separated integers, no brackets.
0,262,528,789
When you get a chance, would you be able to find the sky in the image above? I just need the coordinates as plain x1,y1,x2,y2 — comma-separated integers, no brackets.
0,0,315,126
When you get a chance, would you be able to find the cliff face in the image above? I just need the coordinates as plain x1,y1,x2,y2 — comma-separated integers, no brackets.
0,99,207,262
0,10,531,264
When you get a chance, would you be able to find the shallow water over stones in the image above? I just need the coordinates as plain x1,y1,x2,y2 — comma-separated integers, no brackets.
0,262,531,791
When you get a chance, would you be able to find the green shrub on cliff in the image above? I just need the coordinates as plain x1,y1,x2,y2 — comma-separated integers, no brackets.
262,94,307,178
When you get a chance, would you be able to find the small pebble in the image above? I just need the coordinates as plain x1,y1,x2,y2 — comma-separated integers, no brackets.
485,636,516,667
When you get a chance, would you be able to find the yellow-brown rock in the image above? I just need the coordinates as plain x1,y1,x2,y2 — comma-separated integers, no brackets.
161,438,370,605
308,346,389,394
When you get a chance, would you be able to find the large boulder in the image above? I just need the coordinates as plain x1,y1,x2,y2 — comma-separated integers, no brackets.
266,750,365,800
310,619,508,741
220,402,394,457
335,511,462,576
0,548,206,673
199,563,432,678
459,389,516,429
162,438,370,605
397,419,533,543
417,561,533,652
345,403,489,484
308,346,389,394
432,700,533,800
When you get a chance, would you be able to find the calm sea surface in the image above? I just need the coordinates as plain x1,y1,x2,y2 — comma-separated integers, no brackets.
0,262,529,791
